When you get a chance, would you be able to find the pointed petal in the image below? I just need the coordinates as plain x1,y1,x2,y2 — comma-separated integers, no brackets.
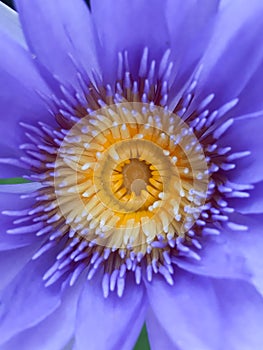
0,249,61,345
212,278,263,349
146,310,179,350
146,273,263,350
219,113,263,184
0,243,41,291
0,183,42,250
230,180,263,214
91,0,169,83
197,0,263,113
166,0,220,100
173,214,263,295
173,233,250,281
15,0,100,87
0,2,26,46
1,281,82,350
75,275,146,350
146,272,220,350
0,32,51,177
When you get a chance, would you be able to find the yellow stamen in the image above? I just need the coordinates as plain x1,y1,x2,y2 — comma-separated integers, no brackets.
54,102,209,253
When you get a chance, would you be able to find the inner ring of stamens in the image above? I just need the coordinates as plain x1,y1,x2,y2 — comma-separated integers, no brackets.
93,139,173,215
54,102,209,250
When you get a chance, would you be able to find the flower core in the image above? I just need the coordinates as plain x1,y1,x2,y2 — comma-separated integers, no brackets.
54,102,209,255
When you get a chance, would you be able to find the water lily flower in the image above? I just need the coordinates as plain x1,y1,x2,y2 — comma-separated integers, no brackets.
1,0,263,349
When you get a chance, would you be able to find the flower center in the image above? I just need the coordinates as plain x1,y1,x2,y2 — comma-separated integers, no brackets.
120,158,150,195
54,102,209,253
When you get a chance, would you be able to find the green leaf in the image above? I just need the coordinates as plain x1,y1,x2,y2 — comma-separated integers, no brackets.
134,325,150,350
0,177,29,184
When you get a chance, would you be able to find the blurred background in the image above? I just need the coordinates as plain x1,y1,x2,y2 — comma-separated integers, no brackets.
2,0,13,8
1,0,92,9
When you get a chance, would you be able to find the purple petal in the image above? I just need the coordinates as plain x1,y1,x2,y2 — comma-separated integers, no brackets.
197,0,263,113
232,63,263,116
0,183,42,193
146,271,221,349
1,281,82,350
91,0,169,83
0,243,41,291
146,273,263,349
0,183,42,250
166,0,220,101
75,275,146,350
219,113,263,184
173,214,263,295
0,1,26,45
0,33,51,177
0,183,44,290
224,214,263,296
0,249,62,345
15,0,100,87
146,310,179,350
173,233,250,280
230,181,263,214
212,278,263,349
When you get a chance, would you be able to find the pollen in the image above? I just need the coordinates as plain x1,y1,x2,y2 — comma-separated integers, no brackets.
54,102,209,255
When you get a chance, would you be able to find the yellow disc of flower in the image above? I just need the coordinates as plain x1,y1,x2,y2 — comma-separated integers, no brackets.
54,102,209,253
